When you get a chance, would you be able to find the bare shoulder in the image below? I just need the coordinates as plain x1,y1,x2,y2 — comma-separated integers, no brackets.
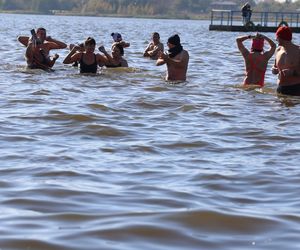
182,49,189,58
275,46,282,54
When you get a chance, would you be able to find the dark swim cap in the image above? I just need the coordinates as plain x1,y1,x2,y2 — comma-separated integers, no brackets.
111,32,122,42
168,34,181,46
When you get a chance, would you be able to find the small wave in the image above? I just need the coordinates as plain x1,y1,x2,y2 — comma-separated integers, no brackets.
163,209,281,234
46,110,97,122
0,135,37,142
87,103,111,111
144,86,171,92
31,89,51,95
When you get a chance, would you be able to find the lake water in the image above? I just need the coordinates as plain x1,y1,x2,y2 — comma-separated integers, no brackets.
1,13,300,250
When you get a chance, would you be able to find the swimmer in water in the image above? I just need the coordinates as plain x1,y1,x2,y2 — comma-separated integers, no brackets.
236,33,276,87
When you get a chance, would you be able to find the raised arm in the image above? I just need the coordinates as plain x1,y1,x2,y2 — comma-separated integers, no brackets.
260,34,276,60
143,43,152,56
98,46,113,65
18,36,30,47
236,35,251,57
63,47,81,64
25,42,35,64
148,43,164,57
46,36,67,49
156,51,166,66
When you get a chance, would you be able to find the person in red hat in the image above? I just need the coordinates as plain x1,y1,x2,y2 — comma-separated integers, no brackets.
272,26,300,96
236,33,276,87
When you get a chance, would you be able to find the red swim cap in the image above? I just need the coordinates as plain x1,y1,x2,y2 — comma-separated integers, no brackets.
276,26,292,41
251,37,264,51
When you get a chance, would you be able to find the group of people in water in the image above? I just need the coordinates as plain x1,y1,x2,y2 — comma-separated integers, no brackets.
18,25,300,96
237,25,300,96
17,28,189,82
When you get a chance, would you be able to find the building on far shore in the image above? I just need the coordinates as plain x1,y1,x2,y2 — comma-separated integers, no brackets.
210,1,238,11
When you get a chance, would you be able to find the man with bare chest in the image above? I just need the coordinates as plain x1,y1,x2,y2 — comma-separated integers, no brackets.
272,26,300,96
18,27,67,70
156,34,189,82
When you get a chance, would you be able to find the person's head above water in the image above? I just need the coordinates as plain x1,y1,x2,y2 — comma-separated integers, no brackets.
111,32,122,42
36,27,47,42
83,37,96,53
276,26,292,42
251,37,264,52
167,34,181,47
84,37,96,46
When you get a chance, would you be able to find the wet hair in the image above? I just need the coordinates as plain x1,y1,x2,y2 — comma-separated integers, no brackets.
84,37,96,47
168,34,181,46
37,27,46,33
152,32,160,38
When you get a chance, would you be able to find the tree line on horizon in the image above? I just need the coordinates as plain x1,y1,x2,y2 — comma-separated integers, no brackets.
1,0,300,17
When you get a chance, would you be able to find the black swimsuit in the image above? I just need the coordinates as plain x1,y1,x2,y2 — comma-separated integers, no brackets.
79,54,98,73
277,84,300,96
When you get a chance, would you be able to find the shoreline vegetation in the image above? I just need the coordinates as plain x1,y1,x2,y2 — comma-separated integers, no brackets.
0,10,211,20
1,0,300,21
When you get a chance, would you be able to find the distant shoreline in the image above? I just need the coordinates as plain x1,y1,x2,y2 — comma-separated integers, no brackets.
0,10,210,20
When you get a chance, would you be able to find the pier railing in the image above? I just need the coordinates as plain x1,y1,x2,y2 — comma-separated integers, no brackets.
210,10,300,28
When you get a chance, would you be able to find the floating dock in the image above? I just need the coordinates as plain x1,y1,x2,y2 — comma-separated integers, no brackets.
209,10,300,33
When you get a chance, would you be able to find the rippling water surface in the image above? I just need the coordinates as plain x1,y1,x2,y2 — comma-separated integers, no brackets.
1,13,300,250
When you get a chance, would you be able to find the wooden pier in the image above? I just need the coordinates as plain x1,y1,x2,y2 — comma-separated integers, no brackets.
209,10,300,33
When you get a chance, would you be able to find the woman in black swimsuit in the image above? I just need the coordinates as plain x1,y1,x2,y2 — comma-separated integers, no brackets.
63,37,109,73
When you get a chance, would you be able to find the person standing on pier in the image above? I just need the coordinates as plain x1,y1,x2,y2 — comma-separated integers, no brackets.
241,3,252,25
236,33,276,87
272,26,300,96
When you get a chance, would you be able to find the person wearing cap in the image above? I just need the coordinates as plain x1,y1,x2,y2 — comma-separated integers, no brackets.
156,34,189,82
111,32,130,48
236,33,276,87
272,26,300,96
143,32,164,60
